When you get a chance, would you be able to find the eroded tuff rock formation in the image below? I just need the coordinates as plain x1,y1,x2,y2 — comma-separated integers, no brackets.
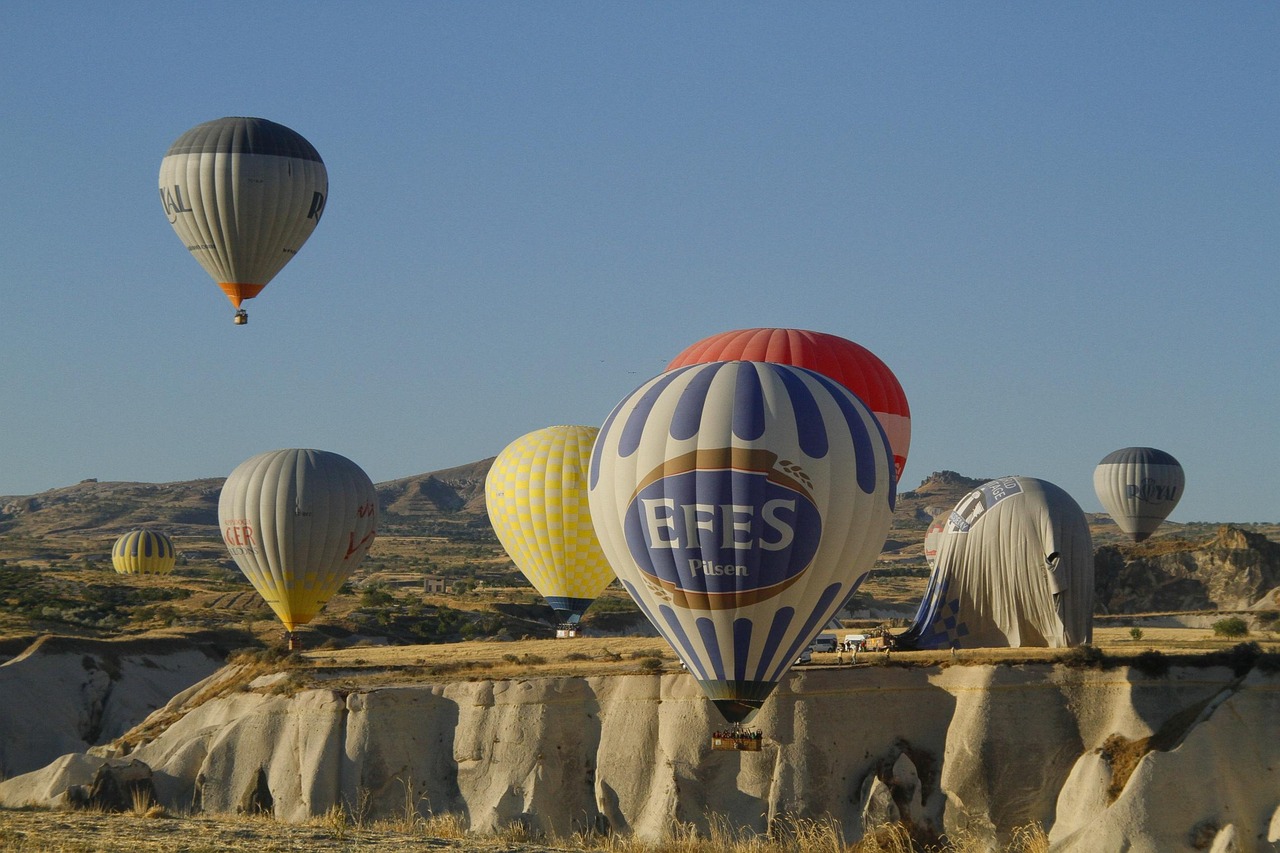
1096,525,1280,613
0,635,226,779
2,661,1277,851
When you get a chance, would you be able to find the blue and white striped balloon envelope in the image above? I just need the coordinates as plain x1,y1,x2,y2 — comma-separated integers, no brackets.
588,361,896,723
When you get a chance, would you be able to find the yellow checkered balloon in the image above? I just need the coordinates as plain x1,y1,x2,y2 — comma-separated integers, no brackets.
485,425,615,623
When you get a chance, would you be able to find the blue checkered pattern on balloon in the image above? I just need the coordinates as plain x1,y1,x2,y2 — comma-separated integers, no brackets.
917,578,970,649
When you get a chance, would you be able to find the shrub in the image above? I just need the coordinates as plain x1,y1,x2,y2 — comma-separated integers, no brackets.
1062,644,1106,668
1132,649,1169,677
1223,641,1263,676
1212,617,1249,638
1129,627,1144,641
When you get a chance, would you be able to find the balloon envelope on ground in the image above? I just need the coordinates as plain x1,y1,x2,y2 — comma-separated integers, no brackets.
666,328,911,481
159,117,328,322
485,425,615,625
218,449,377,638
1093,447,1184,543
111,529,176,575
899,476,1093,649
589,361,896,722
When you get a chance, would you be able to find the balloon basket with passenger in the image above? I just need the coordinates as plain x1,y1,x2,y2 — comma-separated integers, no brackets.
711,724,764,752
555,622,582,639
233,308,248,325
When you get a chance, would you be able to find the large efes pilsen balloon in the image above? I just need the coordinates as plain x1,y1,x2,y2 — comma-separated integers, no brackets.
218,449,377,640
159,117,328,323
112,528,177,575
667,328,911,481
588,361,896,723
900,476,1093,650
1093,447,1185,543
485,425,616,625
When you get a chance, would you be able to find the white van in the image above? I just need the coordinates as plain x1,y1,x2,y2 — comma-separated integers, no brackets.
811,633,838,653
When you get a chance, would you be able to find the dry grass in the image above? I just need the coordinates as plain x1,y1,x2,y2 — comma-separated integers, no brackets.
279,626,1278,691
0,806,1052,853
299,635,678,688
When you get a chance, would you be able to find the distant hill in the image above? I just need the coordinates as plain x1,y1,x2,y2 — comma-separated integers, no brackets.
0,465,985,543
0,479,224,539
376,458,495,537
892,470,990,528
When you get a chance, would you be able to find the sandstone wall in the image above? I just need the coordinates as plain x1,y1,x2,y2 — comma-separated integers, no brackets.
5,661,1276,850
0,636,224,779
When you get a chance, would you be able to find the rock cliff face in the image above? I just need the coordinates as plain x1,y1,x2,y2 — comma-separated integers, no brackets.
3,662,1277,851
0,635,226,779
1095,526,1280,613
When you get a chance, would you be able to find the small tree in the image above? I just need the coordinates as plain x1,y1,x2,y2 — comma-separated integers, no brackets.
1129,627,1144,641
1212,617,1249,638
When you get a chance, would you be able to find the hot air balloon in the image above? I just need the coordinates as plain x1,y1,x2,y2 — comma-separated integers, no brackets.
111,529,177,575
1093,447,1185,543
588,361,896,725
899,476,1093,650
667,328,911,481
485,425,616,635
159,117,328,324
218,449,377,648
922,515,946,570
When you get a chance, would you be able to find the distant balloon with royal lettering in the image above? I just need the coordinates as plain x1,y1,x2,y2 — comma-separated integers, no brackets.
666,328,911,481
1093,447,1185,543
158,117,328,325
218,449,377,645
588,361,896,723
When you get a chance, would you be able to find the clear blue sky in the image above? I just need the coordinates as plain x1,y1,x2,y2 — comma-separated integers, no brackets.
1,3,1276,523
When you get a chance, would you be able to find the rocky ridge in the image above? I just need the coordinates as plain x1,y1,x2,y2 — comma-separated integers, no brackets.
1,655,1276,852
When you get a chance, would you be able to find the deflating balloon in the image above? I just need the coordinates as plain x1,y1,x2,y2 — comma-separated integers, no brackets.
111,529,177,575
900,476,1093,649
485,425,616,624
667,328,911,480
588,361,896,723
218,449,377,634
1093,447,1185,543
158,117,328,320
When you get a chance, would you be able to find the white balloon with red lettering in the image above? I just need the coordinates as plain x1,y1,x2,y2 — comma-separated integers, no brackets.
219,448,377,637
588,361,896,723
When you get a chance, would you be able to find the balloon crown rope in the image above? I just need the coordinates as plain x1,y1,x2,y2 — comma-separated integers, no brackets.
711,725,764,752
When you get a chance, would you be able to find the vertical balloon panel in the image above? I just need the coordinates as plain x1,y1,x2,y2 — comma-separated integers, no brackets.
218,449,377,633
589,362,895,722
